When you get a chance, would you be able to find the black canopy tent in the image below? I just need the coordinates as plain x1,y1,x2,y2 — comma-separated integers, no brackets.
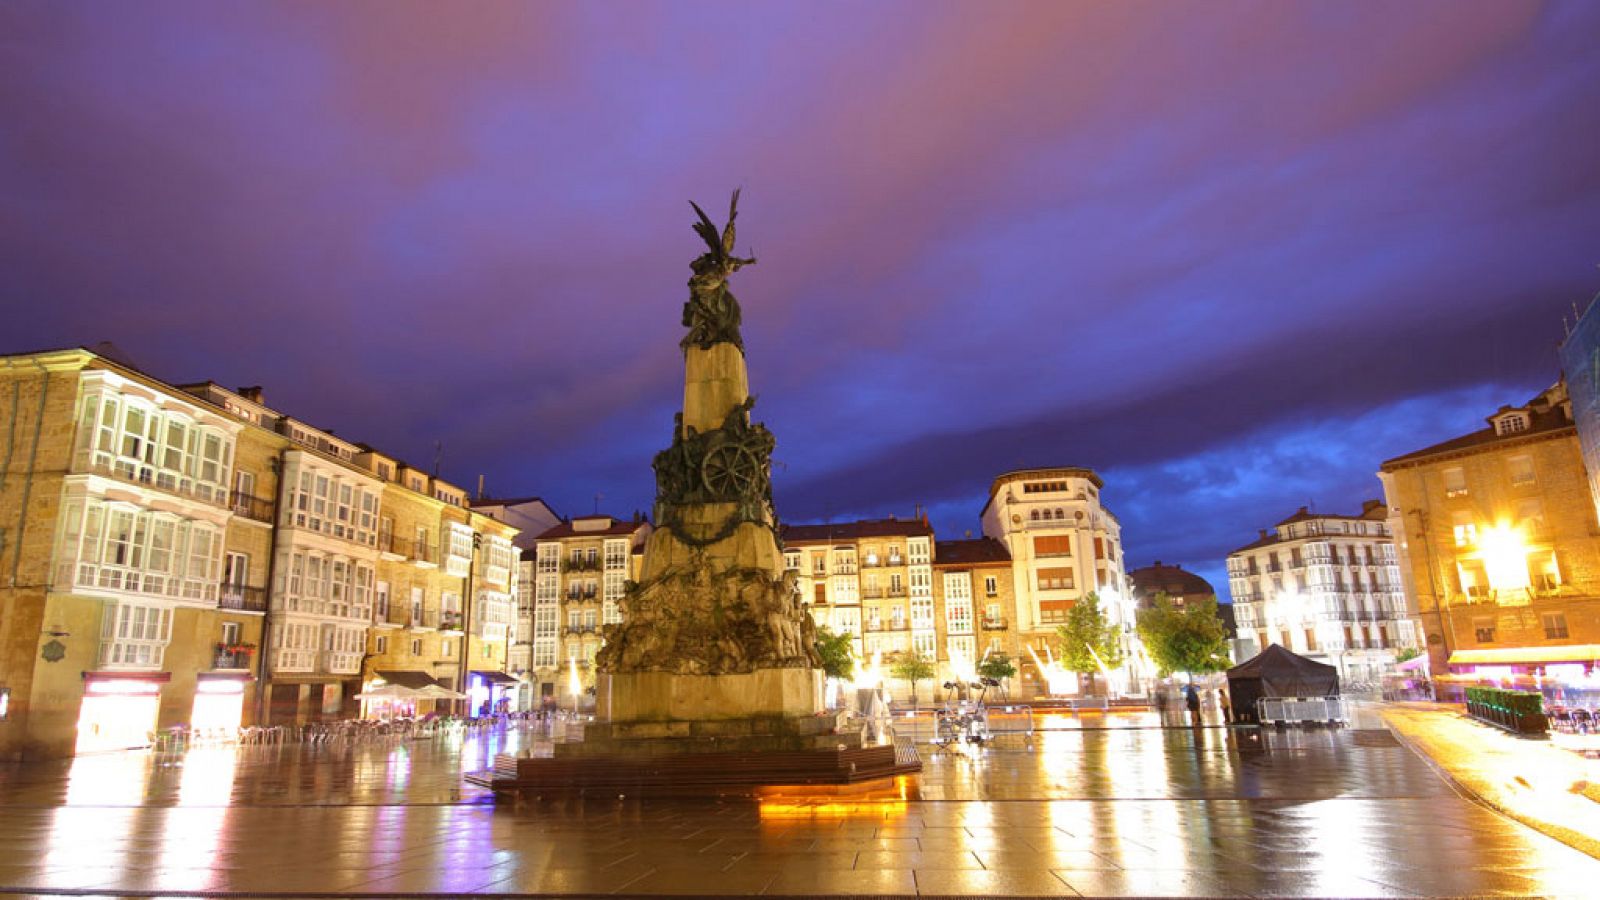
1227,644,1340,724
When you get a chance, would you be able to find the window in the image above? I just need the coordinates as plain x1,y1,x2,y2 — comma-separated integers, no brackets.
984,575,998,597
1542,613,1569,640
889,573,903,595
441,639,453,658
376,581,390,620
221,621,241,646
1037,567,1074,591
411,587,424,625
1443,467,1468,497
1495,412,1530,436
483,642,494,659
1033,535,1072,557
1473,618,1496,644
224,551,249,587
1507,455,1535,487
376,636,388,655
411,639,422,656
1517,498,1545,536
1452,511,1477,547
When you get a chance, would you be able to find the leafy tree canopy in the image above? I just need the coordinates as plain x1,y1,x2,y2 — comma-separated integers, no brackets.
976,652,1017,682
813,626,856,681
889,649,935,684
1055,591,1125,676
1135,592,1231,677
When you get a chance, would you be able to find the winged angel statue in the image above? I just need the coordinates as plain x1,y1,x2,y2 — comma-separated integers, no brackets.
681,190,757,352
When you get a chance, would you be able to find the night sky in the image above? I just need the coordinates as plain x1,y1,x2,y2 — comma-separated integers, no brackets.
4,2,1599,600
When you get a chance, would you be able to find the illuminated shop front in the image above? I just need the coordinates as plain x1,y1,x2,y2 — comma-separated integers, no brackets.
190,674,249,735
1448,645,1600,708
75,672,169,754
468,670,518,716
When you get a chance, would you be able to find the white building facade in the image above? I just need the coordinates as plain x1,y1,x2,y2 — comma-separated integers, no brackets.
1226,501,1415,683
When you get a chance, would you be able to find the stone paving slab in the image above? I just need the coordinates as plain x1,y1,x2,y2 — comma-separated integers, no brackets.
1,712,1598,897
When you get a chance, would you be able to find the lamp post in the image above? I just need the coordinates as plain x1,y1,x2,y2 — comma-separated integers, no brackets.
458,530,481,716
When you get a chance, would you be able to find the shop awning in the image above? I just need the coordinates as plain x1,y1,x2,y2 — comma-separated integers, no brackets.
470,670,519,686
373,670,443,691
1448,645,1600,667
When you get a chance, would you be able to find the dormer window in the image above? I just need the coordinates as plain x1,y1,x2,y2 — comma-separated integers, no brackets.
1493,411,1530,436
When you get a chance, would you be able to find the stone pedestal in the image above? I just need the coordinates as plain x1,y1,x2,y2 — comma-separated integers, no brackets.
598,668,822,722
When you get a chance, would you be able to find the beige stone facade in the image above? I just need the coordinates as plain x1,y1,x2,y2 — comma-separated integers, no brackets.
978,468,1144,693
1381,382,1600,688
525,515,650,708
0,347,521,758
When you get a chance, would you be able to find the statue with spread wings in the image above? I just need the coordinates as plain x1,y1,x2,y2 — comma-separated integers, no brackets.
682,189,757,352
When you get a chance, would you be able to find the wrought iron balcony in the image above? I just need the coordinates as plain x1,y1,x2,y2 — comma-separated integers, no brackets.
218,583,268,612
565,557,603,572
229,491,273,523
213,644,254,669
981,616,1009,630
440,611,464,632
863,622,909,633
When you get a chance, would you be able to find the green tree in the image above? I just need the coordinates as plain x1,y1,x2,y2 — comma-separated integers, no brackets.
1136,592,1231,678
1395,647,1422,664
889,649,935,709
813,626,856,682
976,652,1018,700
1055,591,1125,694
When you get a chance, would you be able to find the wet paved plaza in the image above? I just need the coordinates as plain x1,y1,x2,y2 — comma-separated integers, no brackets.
1,710,1597,898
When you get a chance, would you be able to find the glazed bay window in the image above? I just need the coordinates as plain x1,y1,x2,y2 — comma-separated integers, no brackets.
55,499,222,604
444,522,474,577
272,620,318,672
98,601,172,669
73,384,236,506
276,550,373,620
282,458,379,547
909,596,935,631
476,590,512,639
604,539,628,570
908,539,930,566
943,572,973,635
483,534,515,587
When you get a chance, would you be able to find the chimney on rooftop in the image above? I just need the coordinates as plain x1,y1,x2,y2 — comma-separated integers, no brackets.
1258,528,1269,540
237,386,264,404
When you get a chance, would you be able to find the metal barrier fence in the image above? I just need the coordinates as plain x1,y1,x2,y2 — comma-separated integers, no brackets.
887,704,1035,745
1256,696,1345,725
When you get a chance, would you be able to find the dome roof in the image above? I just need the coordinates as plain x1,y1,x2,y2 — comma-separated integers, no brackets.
1128,562,1215,606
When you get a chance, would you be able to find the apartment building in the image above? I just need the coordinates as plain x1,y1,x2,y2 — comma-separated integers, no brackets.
932,537,1020,673
781,518,938,664
1226,501,1413,681
978,468,1143,692
1381,382,1598,690
0,347,522,759
470,496,562,683
526,515,651,707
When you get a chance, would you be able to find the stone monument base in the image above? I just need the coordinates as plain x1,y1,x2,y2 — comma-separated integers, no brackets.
479,714,917,796
597,668,822,722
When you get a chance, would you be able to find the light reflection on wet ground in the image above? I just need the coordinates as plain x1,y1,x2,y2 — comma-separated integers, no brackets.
1,708,1597,897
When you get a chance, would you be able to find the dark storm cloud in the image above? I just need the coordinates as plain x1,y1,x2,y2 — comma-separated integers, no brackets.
3,1,1598,587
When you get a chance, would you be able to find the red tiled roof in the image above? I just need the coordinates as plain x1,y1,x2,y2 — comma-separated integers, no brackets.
934,538,1010,566
780,517,934,544
1381,390,1572,469
535,516,649,540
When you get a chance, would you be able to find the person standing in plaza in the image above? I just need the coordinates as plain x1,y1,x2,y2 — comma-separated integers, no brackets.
1217,688,1232,725
1184,682,1201,726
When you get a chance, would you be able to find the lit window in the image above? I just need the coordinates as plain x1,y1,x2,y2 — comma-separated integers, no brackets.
1507,455,1535,487
1443,467,1468,497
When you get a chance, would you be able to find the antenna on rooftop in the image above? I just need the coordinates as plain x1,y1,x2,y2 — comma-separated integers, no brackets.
594,492,604,515
432,441,443,478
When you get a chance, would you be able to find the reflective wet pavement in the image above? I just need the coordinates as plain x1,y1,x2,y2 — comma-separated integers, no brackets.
1,709,1597,897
